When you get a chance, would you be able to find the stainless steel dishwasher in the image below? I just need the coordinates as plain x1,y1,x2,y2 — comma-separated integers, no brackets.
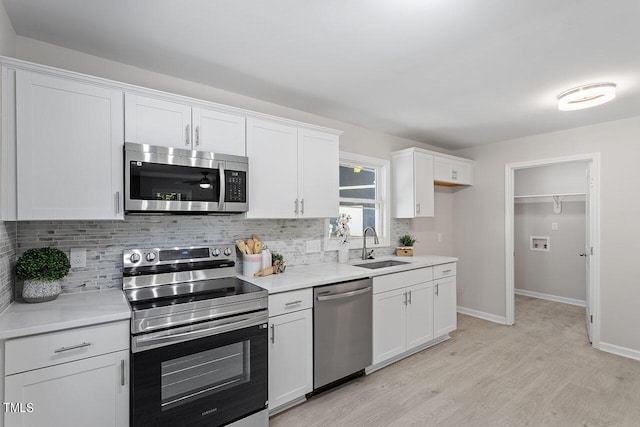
313,278,372,390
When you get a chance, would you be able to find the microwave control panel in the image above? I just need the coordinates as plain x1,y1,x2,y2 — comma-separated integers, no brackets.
225,170,246,202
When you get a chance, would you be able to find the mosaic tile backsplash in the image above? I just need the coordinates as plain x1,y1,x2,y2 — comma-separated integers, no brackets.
15,215,411,297
0,221,17,311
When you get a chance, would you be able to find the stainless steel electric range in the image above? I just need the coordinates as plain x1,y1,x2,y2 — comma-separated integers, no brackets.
122,245,268,427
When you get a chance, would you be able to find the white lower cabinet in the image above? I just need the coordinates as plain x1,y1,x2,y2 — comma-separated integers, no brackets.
268,291,313,412
3,321,129,427
434,276,457,337
372,264,456,367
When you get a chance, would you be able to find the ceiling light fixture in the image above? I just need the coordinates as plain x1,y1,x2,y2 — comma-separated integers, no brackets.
557,82,616,111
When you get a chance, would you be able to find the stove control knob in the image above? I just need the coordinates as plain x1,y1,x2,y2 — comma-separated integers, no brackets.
145,252,157,262
223,247,232,256
129,253,141,263
211,248,220,257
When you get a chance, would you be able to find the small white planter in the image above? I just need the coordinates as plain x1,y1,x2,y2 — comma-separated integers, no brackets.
338,247,350,264
22,280,62,303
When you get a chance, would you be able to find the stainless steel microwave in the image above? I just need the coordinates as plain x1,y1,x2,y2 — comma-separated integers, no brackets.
124,143,248,214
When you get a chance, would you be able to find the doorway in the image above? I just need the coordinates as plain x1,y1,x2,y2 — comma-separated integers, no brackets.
505,154,601,349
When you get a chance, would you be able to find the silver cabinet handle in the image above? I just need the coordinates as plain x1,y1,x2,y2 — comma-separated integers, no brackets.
416,203,421,214
408,290,412,304
195,125,200,147
403,291,407,305
185,124,191,146
442,269,452,274
285,300,302,307
294,198,299,215
270,324,275,344
115,192,120,214
436,284,439,296
301,198,305,215
120,359,125,386
54,342,91,353
317,287,371,301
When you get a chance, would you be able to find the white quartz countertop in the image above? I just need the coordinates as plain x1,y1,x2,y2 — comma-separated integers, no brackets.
240,255,458,294
0,289,131,340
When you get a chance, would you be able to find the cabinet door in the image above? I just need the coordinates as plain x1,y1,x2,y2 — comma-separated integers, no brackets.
16,71,123,220
4,350,129,427
298,128,339,218
434,276,457,337
406,281,434,350
268,309,313,411
372,288,407,365
453,160,473,185
124,93,192,148
246,118,298,218
192,107,246,156
434,156,453,183
414,152,434,217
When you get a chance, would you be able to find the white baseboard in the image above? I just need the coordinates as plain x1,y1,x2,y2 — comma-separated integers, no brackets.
515,289,586,307
457,306,506,325
599,342,640,362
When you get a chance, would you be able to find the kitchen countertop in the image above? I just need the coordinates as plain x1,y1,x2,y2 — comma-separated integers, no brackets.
240,255,457,294
0,289,131,340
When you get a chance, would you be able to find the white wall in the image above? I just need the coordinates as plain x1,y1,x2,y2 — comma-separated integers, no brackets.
515,201,586,301
410,186,455,256
453,116,640,353
515,162,588,197
0,1,15,56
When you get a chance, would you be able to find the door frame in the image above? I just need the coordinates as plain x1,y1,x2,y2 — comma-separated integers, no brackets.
504,153,601,349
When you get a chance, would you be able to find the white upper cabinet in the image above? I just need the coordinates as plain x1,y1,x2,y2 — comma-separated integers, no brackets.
192,107,246,156
246,118,339,219
392,148,434,218
125,94,246,155
434,155,474,186
15,70,124,220
298,128,339,218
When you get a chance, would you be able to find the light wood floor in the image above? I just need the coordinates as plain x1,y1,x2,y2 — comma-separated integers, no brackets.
271,295,640,426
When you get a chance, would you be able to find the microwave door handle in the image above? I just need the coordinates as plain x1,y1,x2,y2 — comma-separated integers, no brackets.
218,163,225,210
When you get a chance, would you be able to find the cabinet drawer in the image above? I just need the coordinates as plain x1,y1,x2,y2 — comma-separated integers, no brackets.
5,321,129,375
373,267,433,294
269,289,312,317
434,263,456,279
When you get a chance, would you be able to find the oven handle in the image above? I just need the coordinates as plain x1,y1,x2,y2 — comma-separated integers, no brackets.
132,311,267,352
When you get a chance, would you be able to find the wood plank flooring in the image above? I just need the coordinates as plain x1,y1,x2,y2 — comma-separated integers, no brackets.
270,295,640,426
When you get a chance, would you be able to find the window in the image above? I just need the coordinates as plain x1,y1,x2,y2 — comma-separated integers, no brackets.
325,152,390,249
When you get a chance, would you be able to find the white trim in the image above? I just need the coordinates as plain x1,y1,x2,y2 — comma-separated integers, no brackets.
457,306,507,325
514,289,586,307
599,342,640,362
365,335,450,374
505,153,601,348
324,152,391,251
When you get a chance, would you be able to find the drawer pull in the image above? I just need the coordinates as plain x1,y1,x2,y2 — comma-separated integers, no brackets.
442,269,452,274
285,300,303,307
54,342,91,353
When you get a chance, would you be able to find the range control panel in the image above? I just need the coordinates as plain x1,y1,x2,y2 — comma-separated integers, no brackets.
123,246,235,267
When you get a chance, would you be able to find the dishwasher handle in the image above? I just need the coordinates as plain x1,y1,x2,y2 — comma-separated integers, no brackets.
316,286,371,301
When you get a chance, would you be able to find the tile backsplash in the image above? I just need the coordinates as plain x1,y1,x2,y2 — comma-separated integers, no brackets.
15,215,411,297
0,221,17,311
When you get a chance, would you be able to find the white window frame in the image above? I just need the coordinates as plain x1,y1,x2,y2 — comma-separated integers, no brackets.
324,152,391,251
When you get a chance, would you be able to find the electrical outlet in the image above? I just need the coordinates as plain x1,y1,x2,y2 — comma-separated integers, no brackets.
305,240,322,254
70,248,86,268
551,223,558,231
437,233,443,243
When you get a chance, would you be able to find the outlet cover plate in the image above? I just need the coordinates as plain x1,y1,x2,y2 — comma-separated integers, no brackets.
305,240,322,254
70,248,86,268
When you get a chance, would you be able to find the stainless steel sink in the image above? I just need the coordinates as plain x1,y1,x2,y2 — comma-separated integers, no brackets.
354,260,409,269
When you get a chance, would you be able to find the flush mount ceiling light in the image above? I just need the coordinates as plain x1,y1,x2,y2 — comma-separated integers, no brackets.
557,82,616,111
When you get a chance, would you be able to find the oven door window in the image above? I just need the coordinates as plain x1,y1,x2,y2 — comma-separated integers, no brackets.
129,161,219,202
161,341,249,410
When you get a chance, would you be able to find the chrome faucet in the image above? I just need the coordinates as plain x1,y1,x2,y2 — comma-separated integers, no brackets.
362,227,379,260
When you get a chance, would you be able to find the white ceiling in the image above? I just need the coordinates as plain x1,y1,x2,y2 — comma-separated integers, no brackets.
3,0,640,149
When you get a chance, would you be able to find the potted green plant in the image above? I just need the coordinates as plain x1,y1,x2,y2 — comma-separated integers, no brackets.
397,235,417,256
16,247,70,303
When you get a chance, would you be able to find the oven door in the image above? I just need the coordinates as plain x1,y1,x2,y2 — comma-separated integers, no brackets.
125,145,223,213
131,312,268,427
